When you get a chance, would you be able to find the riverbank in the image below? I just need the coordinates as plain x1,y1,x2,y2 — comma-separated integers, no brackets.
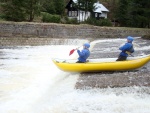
0,22,150,46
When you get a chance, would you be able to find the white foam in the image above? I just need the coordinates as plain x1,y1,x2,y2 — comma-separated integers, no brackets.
0,38,150,113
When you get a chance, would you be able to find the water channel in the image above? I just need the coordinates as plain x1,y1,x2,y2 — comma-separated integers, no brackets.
0,38,150,113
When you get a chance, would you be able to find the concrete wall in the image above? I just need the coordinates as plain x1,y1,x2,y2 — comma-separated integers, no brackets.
0,22,150,46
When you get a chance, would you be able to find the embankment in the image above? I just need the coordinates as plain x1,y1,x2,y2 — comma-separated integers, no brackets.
0,21,150,46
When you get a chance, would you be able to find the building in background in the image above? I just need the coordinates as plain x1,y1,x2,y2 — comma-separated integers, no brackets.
65,0,109,22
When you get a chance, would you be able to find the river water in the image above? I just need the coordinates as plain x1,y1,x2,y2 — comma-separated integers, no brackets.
0,38,150,113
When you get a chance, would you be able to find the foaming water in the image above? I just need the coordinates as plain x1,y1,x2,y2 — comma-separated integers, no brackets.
0,45,79,113
0,38,150,113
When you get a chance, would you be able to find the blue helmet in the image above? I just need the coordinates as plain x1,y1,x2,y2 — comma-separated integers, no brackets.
84,43,90,48
127,36,134,42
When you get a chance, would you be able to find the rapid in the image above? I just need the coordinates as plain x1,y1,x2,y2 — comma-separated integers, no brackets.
0,38,150,113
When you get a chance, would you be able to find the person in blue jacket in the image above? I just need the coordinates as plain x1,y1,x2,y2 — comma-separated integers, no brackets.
116,36,134,61
76,43,90,63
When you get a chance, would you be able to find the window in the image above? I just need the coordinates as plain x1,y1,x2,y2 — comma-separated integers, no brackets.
68,11,78,17
72,11,75,16
95,13,97,17
75,11,77,16
69,11,71,16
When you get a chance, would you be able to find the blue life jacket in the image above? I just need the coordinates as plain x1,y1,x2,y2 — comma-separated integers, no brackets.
77,49,90,62
119,42,134,57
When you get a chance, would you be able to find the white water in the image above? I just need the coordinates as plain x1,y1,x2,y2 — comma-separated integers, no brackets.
0,40,150,113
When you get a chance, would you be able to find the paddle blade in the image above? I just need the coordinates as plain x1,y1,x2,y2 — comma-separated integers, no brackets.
69,49,75,56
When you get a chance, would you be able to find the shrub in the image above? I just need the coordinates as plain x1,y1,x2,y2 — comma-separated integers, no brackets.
61,16,78,24
66,18,78,24
42,12,61,23
0,12,6,20
99,19,112,26
0,14,4,19
85,17,112,26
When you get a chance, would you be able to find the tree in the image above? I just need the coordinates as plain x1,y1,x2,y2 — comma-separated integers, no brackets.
97,0,119,21
115,0,150,28
129,0,150,28
115,0,129,26
74,0,97,22
42,0,65,16
76,0,97,12
1,0,27,21
42,0,56,14
54,0,65,16
1,0,42,21
24,0,42,21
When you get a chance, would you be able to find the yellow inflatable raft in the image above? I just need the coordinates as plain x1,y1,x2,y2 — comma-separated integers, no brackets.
52,55,150,72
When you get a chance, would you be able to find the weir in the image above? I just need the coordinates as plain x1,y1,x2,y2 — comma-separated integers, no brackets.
1,36,150,113
0,37,150,89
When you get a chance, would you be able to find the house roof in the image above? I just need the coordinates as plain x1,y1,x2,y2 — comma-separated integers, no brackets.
73,0,77,3
94,2,109,13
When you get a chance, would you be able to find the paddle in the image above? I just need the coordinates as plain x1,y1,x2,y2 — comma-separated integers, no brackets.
69,46,81,56
69,49,76,56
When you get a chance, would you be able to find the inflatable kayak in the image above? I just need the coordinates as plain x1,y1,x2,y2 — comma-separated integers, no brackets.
52,55,150,72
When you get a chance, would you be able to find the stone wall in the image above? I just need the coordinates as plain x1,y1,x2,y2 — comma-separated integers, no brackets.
0,21,150,46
